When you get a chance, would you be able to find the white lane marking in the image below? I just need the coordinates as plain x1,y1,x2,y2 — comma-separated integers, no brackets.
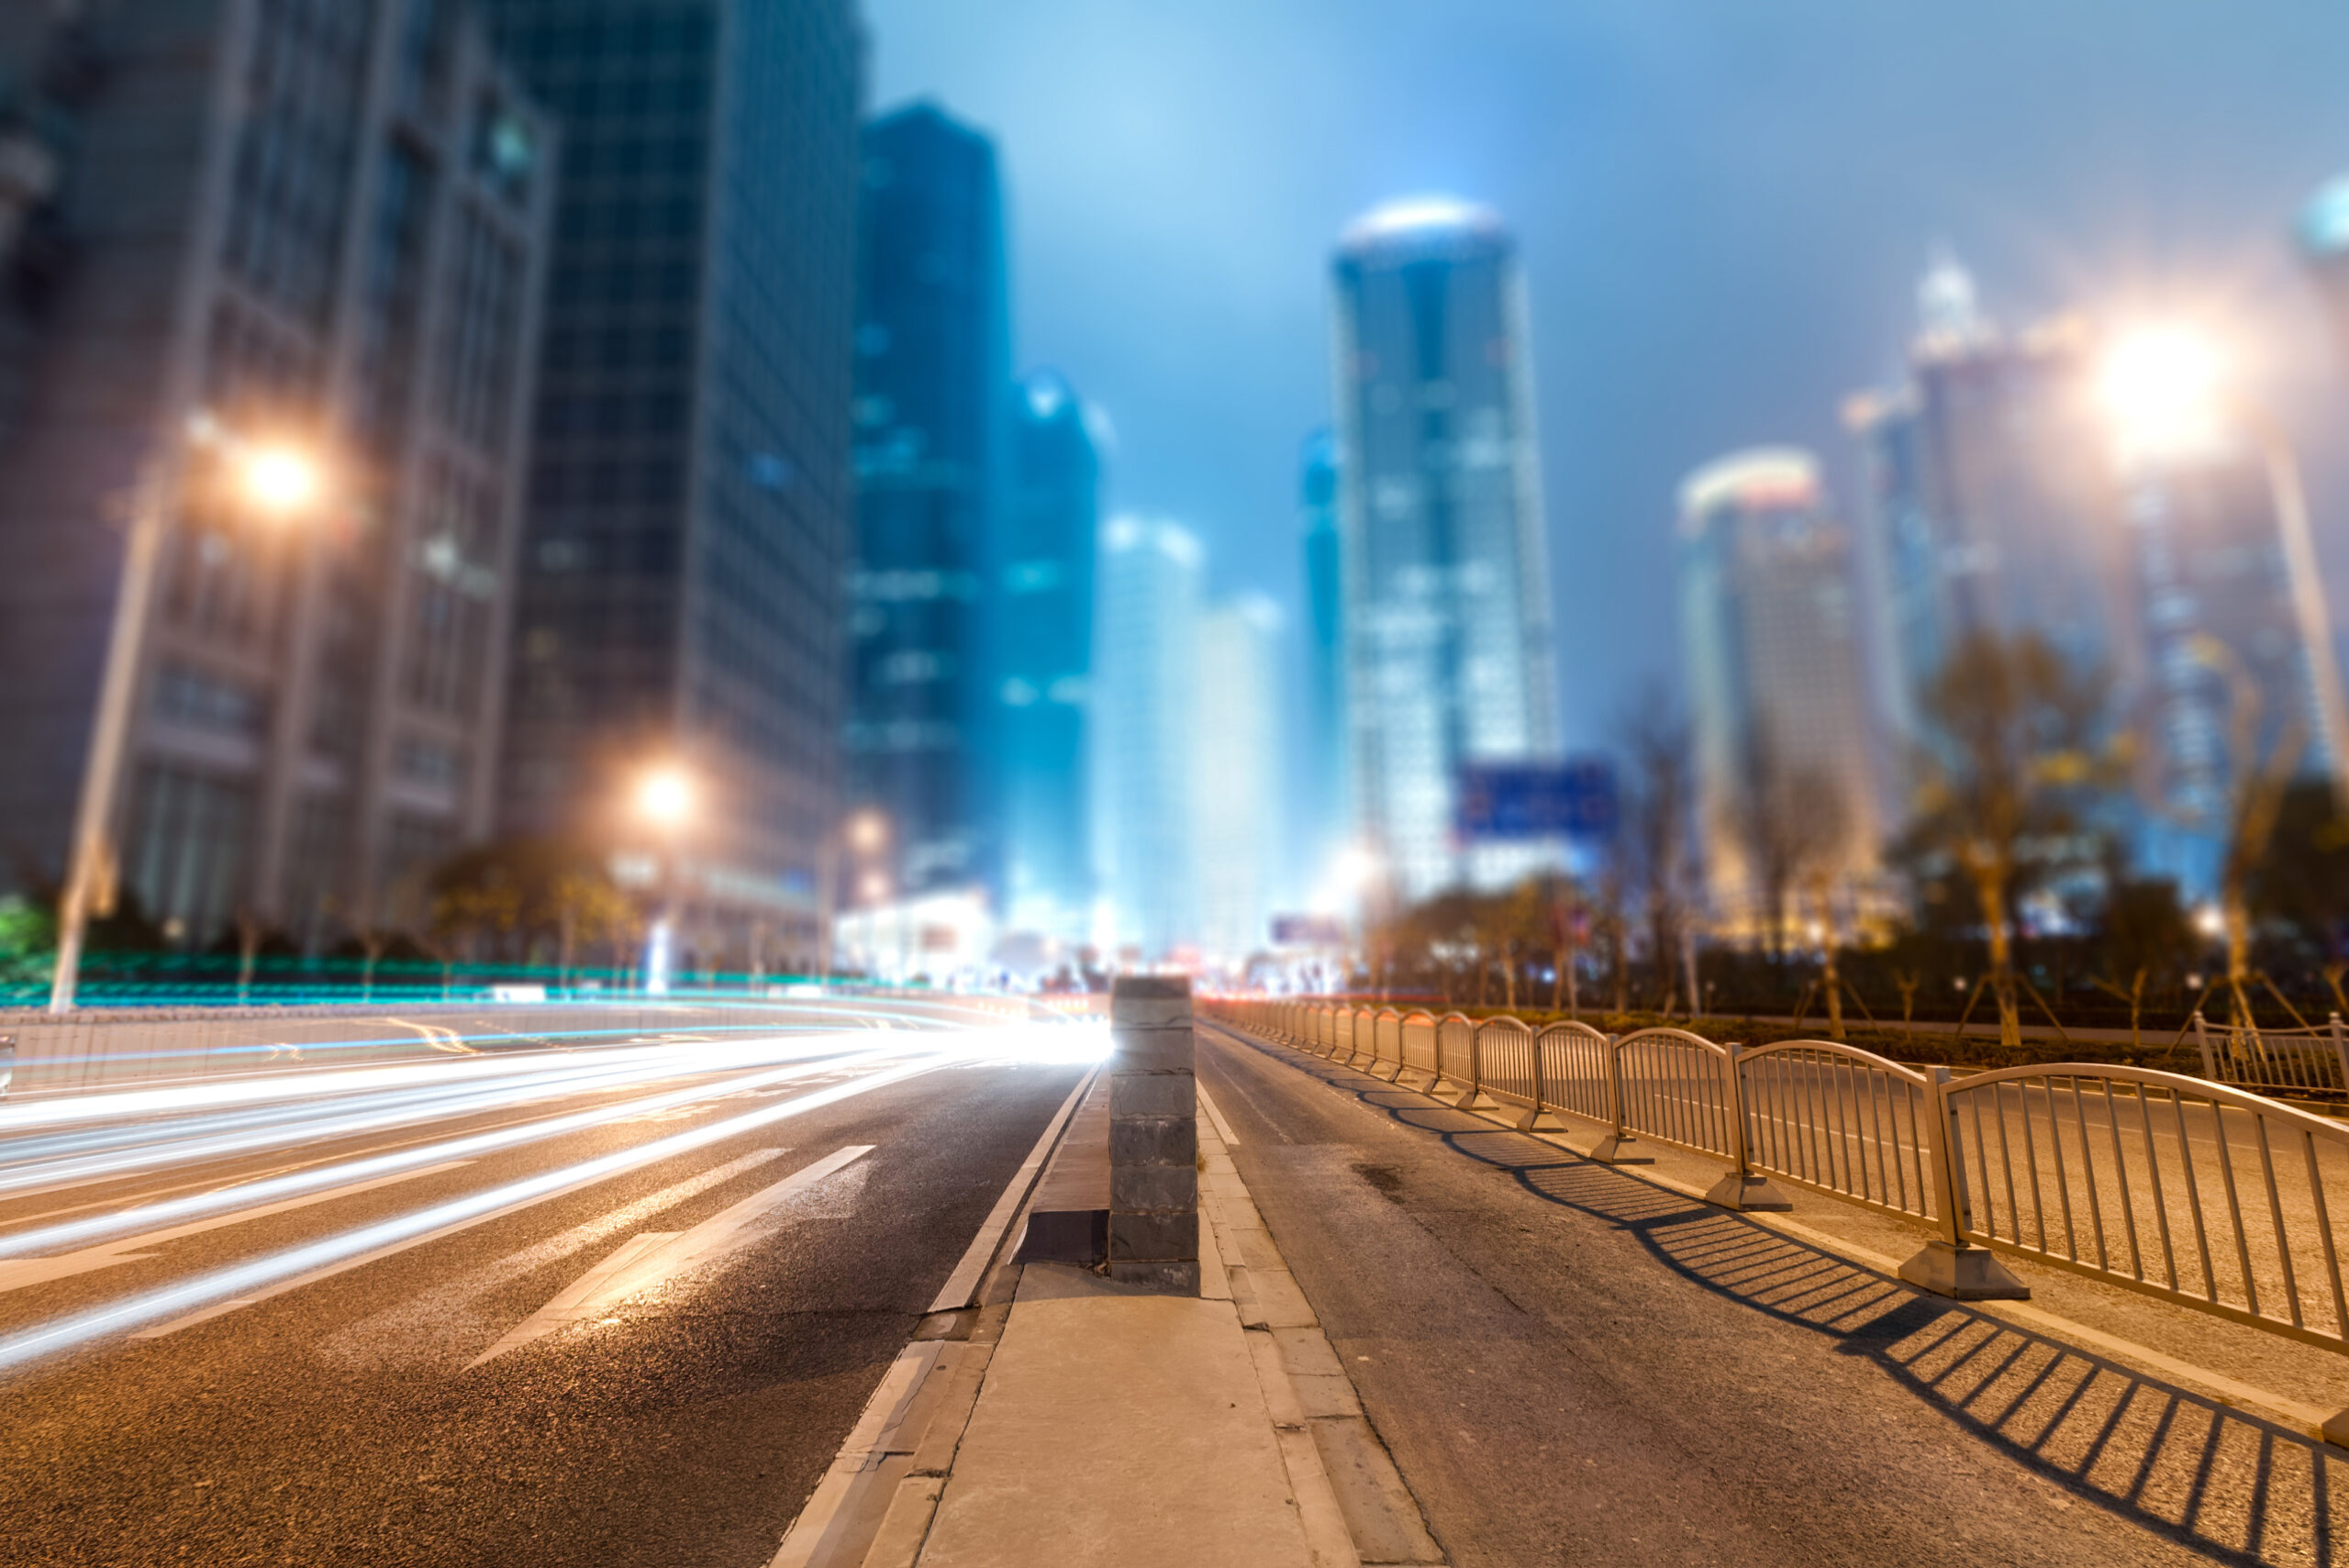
317,1148,788,1371
112,1057,942,1348
926,1067,1097,1318
0,1162,474,1296
465,1144,875,1367
386,1018,477,1055
1198,1084,1239,1148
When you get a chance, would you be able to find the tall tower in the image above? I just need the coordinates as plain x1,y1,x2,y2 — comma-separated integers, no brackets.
2299,175,2349,356
1196,595,1283,968
1297,429,1348,897
487,0,862,973
1328,197,1560,904
1845,259,2121,766
850,103,1010,901
1677,450,1878,930
1093,517,1202,961
0,2,552,951
997,369,1102,937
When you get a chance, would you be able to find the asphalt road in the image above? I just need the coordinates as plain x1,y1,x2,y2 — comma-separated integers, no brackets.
1201,1021,2349,1568
0,1020,1088,1566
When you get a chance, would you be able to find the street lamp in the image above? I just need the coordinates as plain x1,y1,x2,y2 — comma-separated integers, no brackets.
48,417,331,1013
632,762,696,995
2095,324,2349,818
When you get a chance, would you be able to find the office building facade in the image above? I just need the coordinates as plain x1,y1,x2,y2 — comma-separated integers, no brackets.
997,368,1101,937
1678,450,1879,929
1329,197,1561,904
1845,259,2125,766
1093,516,1201,962
1196,594,1283,967
1297,428,1348,900
486,0,861,973
0,0,552,948
849,102,1008,900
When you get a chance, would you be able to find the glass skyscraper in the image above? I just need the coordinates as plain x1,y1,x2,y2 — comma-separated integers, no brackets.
1677,450,1879,928
1297,430,1347,898
1094,517,1202,962
997,369,1101,937
1328,198,1561,903
485,0,862,973
0,1,551,949
1844,260,2121,771
1196,595,1283,966
850,102,1009,900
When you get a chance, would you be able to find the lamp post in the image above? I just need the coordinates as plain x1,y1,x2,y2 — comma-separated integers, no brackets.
633,762,695,995
2097,327,2349,817
48,419,329,1013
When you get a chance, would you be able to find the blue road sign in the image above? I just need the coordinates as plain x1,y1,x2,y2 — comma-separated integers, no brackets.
1454,758,1619,842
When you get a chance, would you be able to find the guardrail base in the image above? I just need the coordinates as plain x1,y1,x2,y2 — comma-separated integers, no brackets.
1587,1134,1653,1165
1511,1106,1567,1132
1702,1173,1792,1211
2322,1409,2349,1451
1897,1240,2030,1301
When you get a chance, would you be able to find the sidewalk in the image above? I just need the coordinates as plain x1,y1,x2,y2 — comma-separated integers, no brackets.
771,1087,1442,1568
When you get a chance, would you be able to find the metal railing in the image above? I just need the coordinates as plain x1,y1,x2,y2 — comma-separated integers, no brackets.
2196,1010,2349,1101
1206,995,2349,1433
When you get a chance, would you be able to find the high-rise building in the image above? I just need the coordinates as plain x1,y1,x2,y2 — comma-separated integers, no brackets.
849,102,1009,901
1297,429,1347,898
1196,595,1283,967
1328,197,1561,904
484,0,860,973
1093,517,1202,962
1845,259,2123,761
997,368,1102,937
2299,175,2349,356
1677,450,1878,929
0,2,553,949
2116,439,2330,884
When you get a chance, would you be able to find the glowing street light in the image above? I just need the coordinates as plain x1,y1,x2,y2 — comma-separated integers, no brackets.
50,416,338,1013
634,764,696,830
846,809,888,855
2093,322,2349,817
235,441,328,517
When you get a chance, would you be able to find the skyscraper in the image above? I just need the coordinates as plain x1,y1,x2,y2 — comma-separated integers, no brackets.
849,103,1009,901
997,368,1102,937
1297,429,1348,897
485,0,861,973
1094,517,1202,962
1329,197,1561,904
2299,175,2349,356
1196,595,1284,967
1845,260,2122,759
1677,450,1879,929
0,2,552,949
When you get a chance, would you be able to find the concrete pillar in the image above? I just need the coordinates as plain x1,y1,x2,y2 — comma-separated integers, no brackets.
1108,974,1198,1293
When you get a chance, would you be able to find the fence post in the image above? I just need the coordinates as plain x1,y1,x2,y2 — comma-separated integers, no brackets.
2195,1009,2218,1082
1454,1021,1495,1112
1701,1042,1789,1210
2332,1014,2348,1097
1588,1036,1651,1163
1897,1065,2029,1300
1511,1027,1564,1131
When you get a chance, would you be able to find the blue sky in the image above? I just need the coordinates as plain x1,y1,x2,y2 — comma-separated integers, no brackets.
864,0,2349,748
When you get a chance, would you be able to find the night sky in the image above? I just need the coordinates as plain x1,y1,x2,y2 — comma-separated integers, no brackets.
864,0,2349,751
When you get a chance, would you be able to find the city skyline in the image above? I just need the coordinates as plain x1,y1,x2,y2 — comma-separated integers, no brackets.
864,0,2349,749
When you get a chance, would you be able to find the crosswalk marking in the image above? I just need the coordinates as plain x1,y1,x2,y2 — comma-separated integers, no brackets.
466,1143,876,1367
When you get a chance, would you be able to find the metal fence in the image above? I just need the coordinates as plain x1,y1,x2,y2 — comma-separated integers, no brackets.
1208,995,2349,1428
2196,1010,2349,1102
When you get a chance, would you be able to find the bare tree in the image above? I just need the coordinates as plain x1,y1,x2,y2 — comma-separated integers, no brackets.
1619,690,1698,1012
1905,630,2111,1051
1721,719,1847,968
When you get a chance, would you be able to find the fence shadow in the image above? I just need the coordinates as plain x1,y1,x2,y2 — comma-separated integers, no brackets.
1213,1025,2349,1567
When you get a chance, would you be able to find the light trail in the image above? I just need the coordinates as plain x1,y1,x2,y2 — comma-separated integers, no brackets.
0,1043,915,1262
0,1044,967,1374
0,1033,907,1198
